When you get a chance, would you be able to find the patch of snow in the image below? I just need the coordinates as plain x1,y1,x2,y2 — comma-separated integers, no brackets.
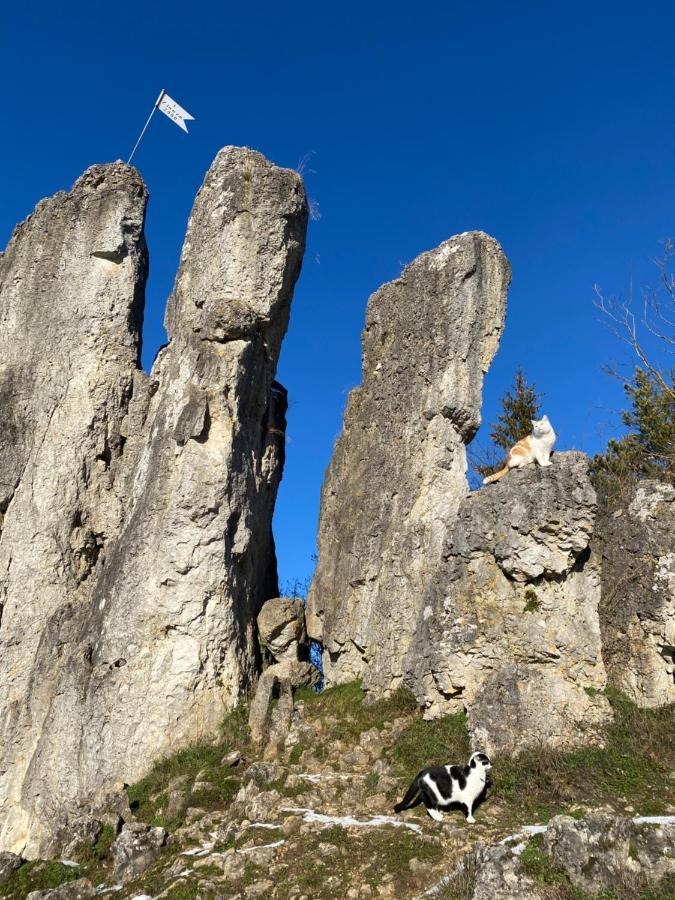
60,860,80,868
298,772,357,782
248,822,282,829
282,806,423,834
239,840,286,852
634,815,675,826
180,842,214,857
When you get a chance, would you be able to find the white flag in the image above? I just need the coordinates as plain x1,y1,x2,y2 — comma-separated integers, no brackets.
157,92,195,133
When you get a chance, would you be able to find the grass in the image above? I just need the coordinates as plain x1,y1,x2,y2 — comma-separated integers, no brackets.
492,689,675,826
0,861,80,898
276,822,443,899
295,679,418,742
523,588,542,613
126,702,249,829
388,710,470,786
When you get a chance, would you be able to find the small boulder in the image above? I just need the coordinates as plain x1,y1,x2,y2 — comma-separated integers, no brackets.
257,598,306,663
0,852,22,884
111,822,167,882
26,878,95,900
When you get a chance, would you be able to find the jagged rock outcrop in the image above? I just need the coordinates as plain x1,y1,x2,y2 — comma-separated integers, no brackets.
307,231,511,693
597,480,675,707
455,813,675,900
306,231,609,752
408,452,611,753
0,148,307,855
249,598,316,754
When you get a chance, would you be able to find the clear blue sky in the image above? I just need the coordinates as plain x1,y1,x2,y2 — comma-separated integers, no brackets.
3,2,674,589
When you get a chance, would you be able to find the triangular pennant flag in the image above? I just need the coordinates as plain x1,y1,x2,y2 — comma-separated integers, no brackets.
157,92,195,133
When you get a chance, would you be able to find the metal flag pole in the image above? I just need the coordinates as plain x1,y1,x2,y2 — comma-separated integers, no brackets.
127,90,165,165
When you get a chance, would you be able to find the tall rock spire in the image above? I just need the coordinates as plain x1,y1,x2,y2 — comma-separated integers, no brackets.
0,148,307,855
307,232,511,691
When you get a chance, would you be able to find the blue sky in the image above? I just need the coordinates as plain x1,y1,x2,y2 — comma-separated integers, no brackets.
3,2,674,588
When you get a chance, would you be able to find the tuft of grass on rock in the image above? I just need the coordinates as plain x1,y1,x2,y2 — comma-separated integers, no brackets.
126,702,249,829
296,679,418,741
0,861,80,899
523,589,542,613
389,711,471,785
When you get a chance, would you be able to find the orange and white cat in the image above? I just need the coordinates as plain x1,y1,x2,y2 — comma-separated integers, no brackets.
482,415,556,485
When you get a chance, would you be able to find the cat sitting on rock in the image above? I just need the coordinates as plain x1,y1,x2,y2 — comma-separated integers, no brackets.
394,751,492,824
483,415,556,485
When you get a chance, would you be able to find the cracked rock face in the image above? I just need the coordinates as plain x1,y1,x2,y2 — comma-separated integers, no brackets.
0,148,307,855
307,231,511,694
598,480,675,707
408,452,611,753
306,230,610,754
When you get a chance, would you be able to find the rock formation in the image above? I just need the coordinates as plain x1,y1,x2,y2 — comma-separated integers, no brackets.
597,480,675,707
248,598,316,754
307,231,511,693
0,147,307,855
408,452,610,753
456,812,675,900
307,232,611,753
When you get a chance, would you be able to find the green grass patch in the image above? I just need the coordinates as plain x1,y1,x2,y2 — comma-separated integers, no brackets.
125,702,249,829
523,589,542,613
0,861,80,899
388,710,471,785
295,679,418,742
493,691,675,827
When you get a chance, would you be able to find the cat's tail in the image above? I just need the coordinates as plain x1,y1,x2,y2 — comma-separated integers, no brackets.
394,777,421,813
482,463,510,485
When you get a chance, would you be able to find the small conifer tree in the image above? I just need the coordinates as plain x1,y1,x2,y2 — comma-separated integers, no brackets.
591,367,675,498
475,368,542,479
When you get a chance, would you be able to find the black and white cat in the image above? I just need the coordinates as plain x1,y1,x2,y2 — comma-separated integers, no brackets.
393,751,492,824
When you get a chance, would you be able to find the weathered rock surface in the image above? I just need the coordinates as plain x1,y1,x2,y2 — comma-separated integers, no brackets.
26,878,96,900
544,812,675,895
456,813,675,900
0,162,149,854
307,231,511,694
0,148,307,855
0,851,23,884
249,598,316,753
597,480,675,707
306,229,609,752
408,452,611,752
111,822,167,882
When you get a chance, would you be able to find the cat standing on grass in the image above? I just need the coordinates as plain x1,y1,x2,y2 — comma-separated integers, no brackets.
482,415,556,485
393,752,492,824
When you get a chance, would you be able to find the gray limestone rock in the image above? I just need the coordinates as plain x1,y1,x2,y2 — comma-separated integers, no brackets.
249,597,316,751
544,812,675,894
306,227,609,752
0,162,148,854
307,231,511,694
111,822,167,882
0,851,23,884
451,813,674,900
257,597,306,663
0,148,307,855
597,480,675,707
26,879,95,900
408,452,611,751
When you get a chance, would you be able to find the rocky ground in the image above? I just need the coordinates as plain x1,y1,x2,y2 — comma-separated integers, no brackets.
0,683,672,900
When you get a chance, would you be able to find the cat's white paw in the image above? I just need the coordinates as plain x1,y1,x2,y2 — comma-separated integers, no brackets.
426,807,443,822
466,816,476,824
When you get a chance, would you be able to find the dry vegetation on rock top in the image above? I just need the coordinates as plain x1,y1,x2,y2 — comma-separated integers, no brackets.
1,683,672,899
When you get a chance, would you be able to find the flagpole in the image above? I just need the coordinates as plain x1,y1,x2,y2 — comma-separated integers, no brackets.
127,90,165,165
